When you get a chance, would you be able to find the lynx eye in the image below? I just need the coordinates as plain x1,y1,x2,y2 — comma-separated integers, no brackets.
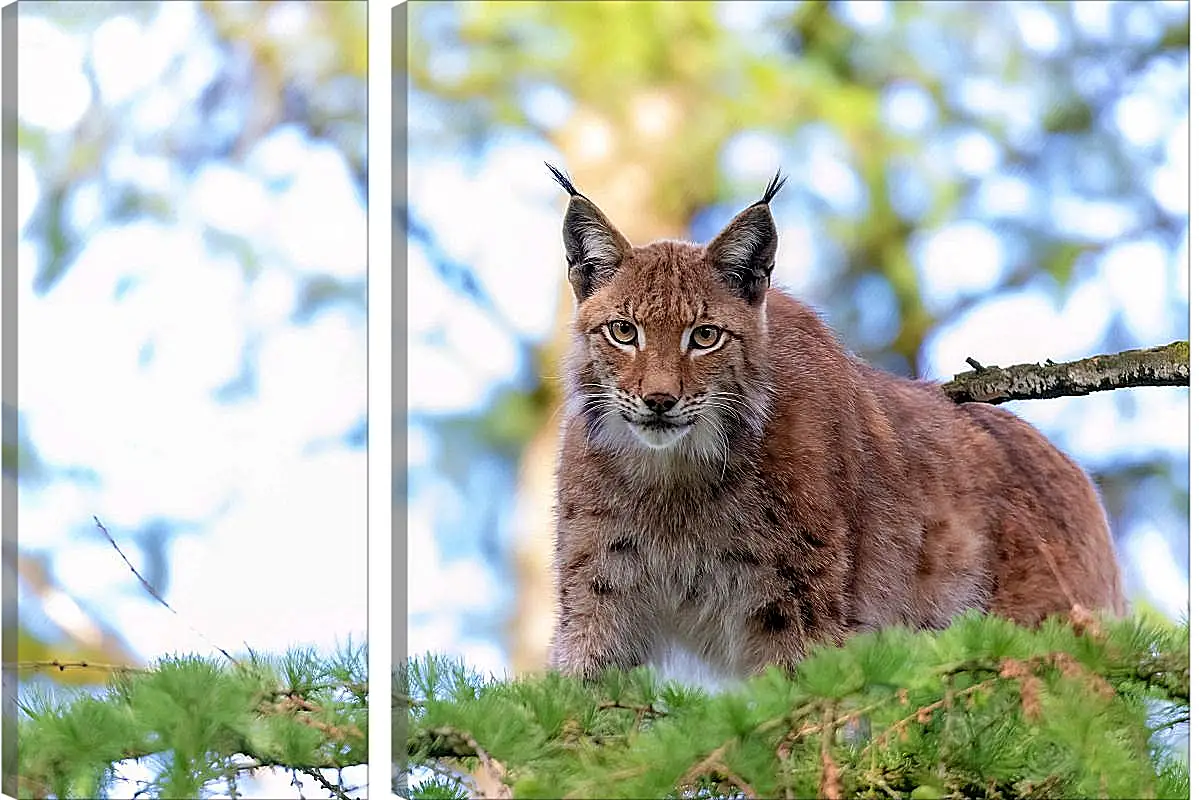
690,325,722,349
608,320,638,345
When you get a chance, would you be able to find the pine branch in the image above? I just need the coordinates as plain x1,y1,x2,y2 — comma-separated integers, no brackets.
409,727,484,760
941,341,1189,405
405,613,1190,800
19,645,367,798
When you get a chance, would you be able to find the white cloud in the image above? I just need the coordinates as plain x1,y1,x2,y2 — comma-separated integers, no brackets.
257,313,367,442
191,165,271,238
723,131,787,182
920,283,1110,381
914,222,1005,313
1125,524,1189,619
246,126,314,184
1098,239,1173,343
273,146,366,278
247,264,299,328
410,143,566,343
1012,3,1066,55
16,15,92,131
17,153,40,234
407,342,495,415
92,16,152,106
140,447,368,657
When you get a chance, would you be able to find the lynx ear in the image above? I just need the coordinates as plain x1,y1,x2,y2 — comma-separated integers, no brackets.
547,163,632,301
706,170,787,306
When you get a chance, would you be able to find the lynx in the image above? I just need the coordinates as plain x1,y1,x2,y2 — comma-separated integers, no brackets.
545,164,1124,688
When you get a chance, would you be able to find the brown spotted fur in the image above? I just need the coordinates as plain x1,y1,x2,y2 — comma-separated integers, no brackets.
545,166,1124,681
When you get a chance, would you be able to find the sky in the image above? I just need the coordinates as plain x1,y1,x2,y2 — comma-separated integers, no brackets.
405,0,1190,685
15,3,366,796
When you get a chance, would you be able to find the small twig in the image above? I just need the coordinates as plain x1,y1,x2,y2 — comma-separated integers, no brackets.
681,741,732,787
290,768,306,799
965,356,985,372
723,767,757,799
860,678,999,757
300,767,350,800
684,752,758,799
776,735,797,800
428,726,512,799
596,699,665,716
265,695,364,741
607,763,651,781
597,698,667,731
94,516,236,663
778,701,876,743
6,660,144,673
1148,712,1190,735
864,771,904,800
689,701,843,799
818,704,841,800
273,681,368,697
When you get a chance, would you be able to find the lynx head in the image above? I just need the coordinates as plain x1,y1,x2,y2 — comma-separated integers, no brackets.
548,163,785,469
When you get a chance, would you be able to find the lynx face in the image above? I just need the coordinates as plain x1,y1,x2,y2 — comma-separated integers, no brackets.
547,163,785,468
570,243,771,463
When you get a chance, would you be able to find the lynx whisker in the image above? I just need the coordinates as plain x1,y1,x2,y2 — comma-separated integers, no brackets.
706,390,759,411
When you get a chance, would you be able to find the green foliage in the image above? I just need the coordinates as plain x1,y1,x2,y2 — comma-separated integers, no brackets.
402,613,1187,799
413,775,473,799
17,642,366,799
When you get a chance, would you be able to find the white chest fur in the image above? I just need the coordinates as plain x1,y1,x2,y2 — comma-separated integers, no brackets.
648,639,741,693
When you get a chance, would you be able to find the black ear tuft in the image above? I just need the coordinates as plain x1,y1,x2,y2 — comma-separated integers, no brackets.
546,162,581,197
757,169,787,206
548,165,632,300
706,177,785,306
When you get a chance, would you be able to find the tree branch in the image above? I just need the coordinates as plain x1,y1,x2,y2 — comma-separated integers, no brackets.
409,727,513,799
941,341,1189,405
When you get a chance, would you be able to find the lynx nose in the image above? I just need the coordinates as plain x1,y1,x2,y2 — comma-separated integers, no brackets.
643,392,678,415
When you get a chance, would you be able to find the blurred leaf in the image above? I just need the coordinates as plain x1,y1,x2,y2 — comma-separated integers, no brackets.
1044,242,1088,290
1160,22,1188,49
31,186,75,296
293,276,367,323
476,387,550,453
1043,99,1094,134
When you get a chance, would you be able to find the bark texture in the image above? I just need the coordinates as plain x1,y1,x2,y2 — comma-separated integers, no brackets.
941,342,1189,405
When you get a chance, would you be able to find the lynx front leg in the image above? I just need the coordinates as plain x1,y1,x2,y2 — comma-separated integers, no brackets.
549,548,652,680
739,553,851,676
740,602,850,676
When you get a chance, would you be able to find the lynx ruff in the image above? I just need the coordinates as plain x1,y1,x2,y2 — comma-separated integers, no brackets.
545,164,1124,691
